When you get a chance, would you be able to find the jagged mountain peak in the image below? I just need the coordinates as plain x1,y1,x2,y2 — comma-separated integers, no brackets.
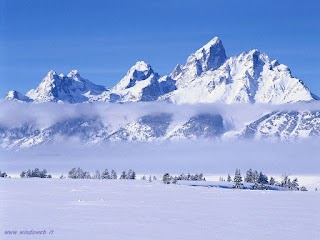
67,69,81,78
112,61,158,92
170,37,227,82
170,64,183,78
24,70,106,103
126,61,155,81
186,37,227,73
47,69,57,76
4,36,317,105
199,36,223,52
5,90,31,102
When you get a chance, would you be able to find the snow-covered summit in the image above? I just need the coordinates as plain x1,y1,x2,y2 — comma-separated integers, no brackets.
112,61,156,92
111,61,175,102
25,70,107,103
4,36,317,104
5,90,32,102
163,45,314,104
172,37,227,82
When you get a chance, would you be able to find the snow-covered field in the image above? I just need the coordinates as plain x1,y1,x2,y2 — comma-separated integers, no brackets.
1,178,319,240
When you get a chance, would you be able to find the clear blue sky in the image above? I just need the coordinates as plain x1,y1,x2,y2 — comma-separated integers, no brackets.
1,0,320,97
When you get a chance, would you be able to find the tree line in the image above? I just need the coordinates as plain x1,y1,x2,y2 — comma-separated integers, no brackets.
162,168,308,191
0,167,313,191
67,168,136,180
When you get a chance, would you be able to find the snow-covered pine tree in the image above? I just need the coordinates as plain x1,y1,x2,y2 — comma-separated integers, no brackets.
199,173,204,181
20,171,26,178
291,178,299,191
227,174,232,182
101,169,110,179
253,170,259,183
0,171,7,178
233,169,244,189
39,169,48,178
126,169,133,179
153,176,157,181
172,176,178,184
269,177,276,186
258,172,268,185
131,170,136,180
245,168,254,183
68,167,85,179
162,173,171,184
120,171,127,179
141,175,146,180
111,170,117,179
26,169,32,178
83,172,91,179
281,174,290,188
148,175,152,182
93,170,101,179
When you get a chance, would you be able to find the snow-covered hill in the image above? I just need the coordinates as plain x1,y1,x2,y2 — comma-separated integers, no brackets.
4,37,317,104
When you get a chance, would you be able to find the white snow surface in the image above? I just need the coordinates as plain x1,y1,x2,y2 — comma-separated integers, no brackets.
1,178,319,240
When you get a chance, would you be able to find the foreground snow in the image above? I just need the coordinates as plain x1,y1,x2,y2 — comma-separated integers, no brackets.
1,179,319,240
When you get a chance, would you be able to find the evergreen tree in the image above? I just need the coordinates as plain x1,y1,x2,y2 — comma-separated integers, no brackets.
253,170,259,183
120,171,127,179
32,168,41,178
93,170,101,179
83,172,91,179
233,168,243,189
281,174,290,188
141,175,146,180
130,170,136,180
0,171,7,178
26,169,32,178
291,178,299,191
153,176,157,181
68,167,85,179
148,175,152,182
227,174,232,182
162,173,171,184
258,172,268,184
126,169,133,179
39,169,48,178
20,171,26,178
172,176,178,184
111,170,117,179
245,168,254,183
101,169,110,179
269,177,276,186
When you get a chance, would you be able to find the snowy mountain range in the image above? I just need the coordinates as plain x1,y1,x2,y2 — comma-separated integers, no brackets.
5,37,317,104
2,37,320,148
1,103,320,149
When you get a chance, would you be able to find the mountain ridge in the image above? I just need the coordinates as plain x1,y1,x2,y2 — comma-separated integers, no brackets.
5,37,318,104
